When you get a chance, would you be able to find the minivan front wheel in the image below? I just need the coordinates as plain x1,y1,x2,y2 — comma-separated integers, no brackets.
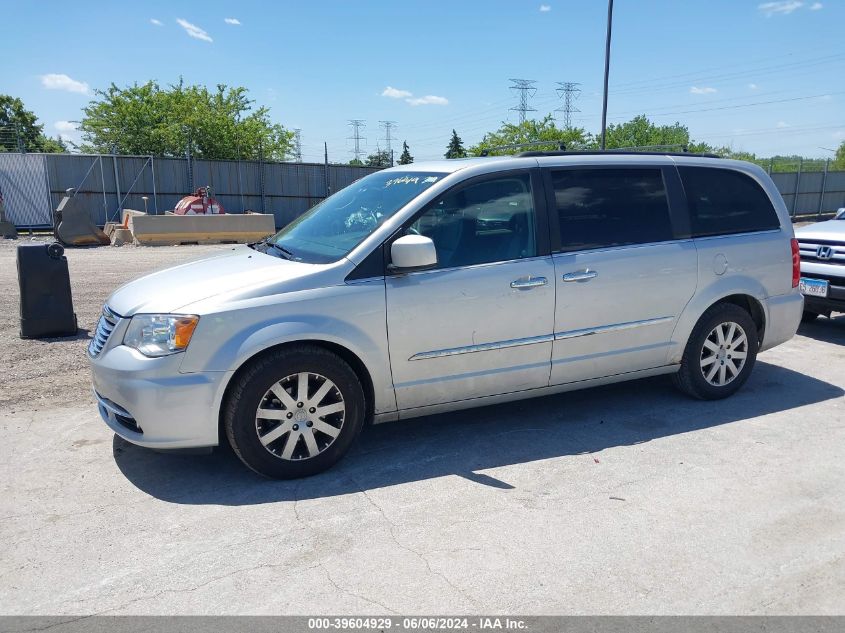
673,303,758,400
224,345,365,479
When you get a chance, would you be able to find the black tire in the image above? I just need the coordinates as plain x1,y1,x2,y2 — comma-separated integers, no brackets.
801,310,820,323
673,303,759,400
224,345,366,479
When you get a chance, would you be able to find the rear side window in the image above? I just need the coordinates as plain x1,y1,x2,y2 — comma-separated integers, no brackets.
678,167,780,237
551,168,673,252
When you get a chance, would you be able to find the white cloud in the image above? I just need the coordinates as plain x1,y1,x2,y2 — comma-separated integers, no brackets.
176,18,213,42
406,95,449,106
54,121,78,143
539,4,552,11
810,2,823,9
758,1,804,16
690,86,717,94
776,121,789,128
748,83,759,90
150,18,163,26
224,17,241,25
40,73,89,94
382,86,448,106
54,121,76,133
382,86,413,99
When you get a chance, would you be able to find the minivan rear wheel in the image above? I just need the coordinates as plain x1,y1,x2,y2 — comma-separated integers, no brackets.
673,303,758,400
224,345,365,479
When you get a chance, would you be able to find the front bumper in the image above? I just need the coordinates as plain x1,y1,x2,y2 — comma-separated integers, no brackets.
91,344,232,449
799,263,845,315
800,277,845,315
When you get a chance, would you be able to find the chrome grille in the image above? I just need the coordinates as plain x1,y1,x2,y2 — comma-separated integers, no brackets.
88,306,120,357
798,240,845,265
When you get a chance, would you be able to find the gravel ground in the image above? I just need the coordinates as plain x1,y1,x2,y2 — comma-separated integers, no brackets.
0,238,230,411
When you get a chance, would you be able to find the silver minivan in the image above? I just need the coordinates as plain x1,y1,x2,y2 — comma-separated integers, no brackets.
89,152,803,478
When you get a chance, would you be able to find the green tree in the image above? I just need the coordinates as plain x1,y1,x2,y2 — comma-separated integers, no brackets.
78,80,293,160
444,129,467,159
834,141,845,170
599,115,712,153
397,140,413,165
471,115,591,155
0,95,67,153
365,149,391,168
348,158,364,166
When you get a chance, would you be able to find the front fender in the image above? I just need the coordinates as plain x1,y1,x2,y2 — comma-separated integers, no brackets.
179,280,397,415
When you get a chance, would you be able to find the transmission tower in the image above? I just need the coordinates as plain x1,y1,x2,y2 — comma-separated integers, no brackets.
509,79,537,124
555,82,581,129
379,121,397,156
293,129,302,162
348,120,366,162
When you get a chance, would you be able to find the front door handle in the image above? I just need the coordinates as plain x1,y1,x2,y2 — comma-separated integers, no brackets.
510,276,548,289
562,269,598,282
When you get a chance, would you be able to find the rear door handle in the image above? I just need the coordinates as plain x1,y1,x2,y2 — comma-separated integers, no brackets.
562,269,598,282
510,276,548,289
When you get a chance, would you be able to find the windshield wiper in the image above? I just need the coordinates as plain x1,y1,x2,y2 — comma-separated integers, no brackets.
269,243,297,260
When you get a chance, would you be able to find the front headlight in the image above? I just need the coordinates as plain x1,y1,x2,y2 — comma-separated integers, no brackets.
123,314,200,357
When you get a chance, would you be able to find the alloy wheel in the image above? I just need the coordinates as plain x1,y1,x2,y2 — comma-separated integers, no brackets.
699,321,748,387
255,372,345,461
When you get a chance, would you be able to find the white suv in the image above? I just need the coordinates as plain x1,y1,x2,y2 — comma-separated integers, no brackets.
89,152,803,478
795,212,845,321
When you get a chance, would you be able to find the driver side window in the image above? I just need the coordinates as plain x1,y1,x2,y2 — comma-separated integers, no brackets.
407,173,537,269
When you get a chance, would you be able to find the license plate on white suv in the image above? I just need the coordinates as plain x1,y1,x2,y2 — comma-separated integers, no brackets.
799,277,829,298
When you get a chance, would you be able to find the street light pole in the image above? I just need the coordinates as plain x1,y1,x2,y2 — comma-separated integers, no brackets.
600,0,614,150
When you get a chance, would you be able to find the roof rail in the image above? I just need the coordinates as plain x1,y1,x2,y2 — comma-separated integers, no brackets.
479,140,566,157
517,149,721,159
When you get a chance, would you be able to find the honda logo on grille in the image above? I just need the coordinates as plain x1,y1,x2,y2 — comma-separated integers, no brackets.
816,245,834,260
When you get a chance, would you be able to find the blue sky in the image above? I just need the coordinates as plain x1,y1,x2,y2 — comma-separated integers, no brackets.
2,0,843,162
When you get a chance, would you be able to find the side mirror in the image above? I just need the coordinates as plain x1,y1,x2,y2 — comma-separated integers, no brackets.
389,234,437,272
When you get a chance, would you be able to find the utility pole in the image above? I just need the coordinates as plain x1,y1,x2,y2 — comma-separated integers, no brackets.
509,79,537,125
348,120,366,163
600,0,614,150
293,129,303,162
555,82,581,129
379,121,397,158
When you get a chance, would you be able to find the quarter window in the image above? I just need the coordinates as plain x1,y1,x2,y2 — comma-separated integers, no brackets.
407,174,537,269
551,168,673,252
678,167,780,237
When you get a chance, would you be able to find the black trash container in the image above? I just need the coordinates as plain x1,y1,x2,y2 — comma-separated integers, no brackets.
17,242,78,339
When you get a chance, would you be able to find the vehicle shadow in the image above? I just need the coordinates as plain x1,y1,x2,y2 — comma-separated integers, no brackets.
113,360,843,505
797,313,845,345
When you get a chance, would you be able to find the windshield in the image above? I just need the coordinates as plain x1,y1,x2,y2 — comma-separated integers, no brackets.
264,171,445,263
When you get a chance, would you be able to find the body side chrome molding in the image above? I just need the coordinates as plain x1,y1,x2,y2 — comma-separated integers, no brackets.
409,333,554,361
409,316,675,361
554,316,674,341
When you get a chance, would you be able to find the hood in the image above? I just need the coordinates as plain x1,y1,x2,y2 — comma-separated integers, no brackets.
107,246,324,316
795,219,845,242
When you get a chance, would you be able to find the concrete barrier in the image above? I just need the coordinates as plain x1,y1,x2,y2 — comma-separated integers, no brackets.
128,213,276,246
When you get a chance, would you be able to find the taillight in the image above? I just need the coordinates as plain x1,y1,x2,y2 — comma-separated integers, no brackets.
791,238,800,288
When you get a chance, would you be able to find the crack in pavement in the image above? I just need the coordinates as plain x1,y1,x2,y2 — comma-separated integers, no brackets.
347,474,482,610
318,563,398,614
